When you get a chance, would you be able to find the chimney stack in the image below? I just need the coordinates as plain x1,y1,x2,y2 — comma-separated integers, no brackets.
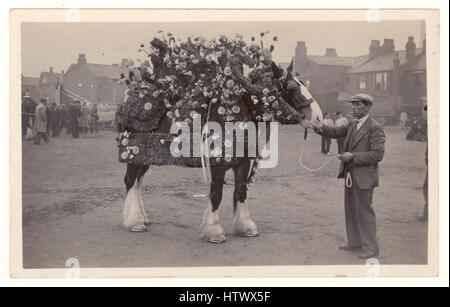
325,48,337,57
381,39,395,54
369,40,381,58
49,67,53,73
295,41,307,58
77,54,87,65
405,36,416,62
121,58,129,68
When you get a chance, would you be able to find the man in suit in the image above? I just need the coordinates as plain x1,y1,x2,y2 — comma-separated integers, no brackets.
314,94,385,259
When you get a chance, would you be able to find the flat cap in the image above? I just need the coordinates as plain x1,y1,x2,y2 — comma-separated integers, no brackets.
349,93,374,105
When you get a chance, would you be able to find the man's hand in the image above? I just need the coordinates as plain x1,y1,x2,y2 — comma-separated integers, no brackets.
338,152,354,163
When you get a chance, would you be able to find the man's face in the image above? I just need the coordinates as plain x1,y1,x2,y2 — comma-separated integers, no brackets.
351,101,370,119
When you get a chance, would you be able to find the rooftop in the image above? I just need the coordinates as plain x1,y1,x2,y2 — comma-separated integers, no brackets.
22,76,40,86
349,48,423,73
66,62,125,79
308,54,370,67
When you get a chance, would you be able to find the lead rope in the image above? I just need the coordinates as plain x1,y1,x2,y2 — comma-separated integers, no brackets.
298,128,338,172
298,128,353,188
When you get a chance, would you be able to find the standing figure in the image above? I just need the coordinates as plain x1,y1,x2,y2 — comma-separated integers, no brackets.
335,111,349,153
90,103,99,133
321,112,333,154
34,98,49,144
49,103,59,137
399,111,408,129
80,102,90,133
69,100,81,138
315,94,385,259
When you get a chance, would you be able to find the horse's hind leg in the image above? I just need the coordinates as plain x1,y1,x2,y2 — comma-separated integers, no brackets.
232,160,259,237
123,164,150,232
200,165,227,243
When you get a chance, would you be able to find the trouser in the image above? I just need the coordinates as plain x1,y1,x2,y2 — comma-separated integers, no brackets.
90,118,98,133
321,136,331,153
71,121,79,138
344,182,379,252
337,138,345,154
34,132,49,144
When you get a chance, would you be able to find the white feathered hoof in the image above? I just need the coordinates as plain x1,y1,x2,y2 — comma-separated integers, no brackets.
201,204,227,243
202,223,227,244
233,201,259,237
234,219,259,237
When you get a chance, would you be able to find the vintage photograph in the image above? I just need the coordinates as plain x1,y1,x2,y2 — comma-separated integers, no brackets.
10,9,441,278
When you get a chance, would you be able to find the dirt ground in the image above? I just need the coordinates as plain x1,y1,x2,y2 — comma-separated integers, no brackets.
21,125,428,269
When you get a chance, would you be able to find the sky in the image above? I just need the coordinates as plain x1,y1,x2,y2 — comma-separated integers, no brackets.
21,20,425,77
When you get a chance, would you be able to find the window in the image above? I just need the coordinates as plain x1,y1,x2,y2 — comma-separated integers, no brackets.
358,74,366,90
375,72,388,91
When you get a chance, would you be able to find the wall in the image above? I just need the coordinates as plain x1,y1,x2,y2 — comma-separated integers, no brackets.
63,65,98,102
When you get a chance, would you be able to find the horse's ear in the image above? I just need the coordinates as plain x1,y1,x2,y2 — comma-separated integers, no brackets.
287,59,294,73
271,62,283,79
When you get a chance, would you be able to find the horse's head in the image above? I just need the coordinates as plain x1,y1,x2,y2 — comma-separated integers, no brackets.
273,62,323,128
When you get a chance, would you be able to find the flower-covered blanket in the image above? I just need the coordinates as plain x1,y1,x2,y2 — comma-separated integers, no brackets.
116,32,301,166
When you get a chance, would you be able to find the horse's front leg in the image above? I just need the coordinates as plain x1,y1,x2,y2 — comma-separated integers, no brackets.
123,164,151,232
232,160,259,237
200,165,227,243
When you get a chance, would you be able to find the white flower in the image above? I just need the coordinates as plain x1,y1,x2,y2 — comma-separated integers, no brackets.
132,146,140,154
223,66,232,76
121,152,129,159
144,102,153,111
175,109,181,117
190,111,199,119
121,139,129,146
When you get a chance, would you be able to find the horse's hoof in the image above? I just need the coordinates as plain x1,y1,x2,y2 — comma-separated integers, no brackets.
240,231,259,237
130,225,148,232
206,235,227,244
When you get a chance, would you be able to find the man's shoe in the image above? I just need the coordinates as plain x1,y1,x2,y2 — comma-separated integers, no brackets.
339,245,362,252
358,250,379,260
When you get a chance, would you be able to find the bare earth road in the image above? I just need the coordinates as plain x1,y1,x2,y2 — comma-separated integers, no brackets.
21,125,428,269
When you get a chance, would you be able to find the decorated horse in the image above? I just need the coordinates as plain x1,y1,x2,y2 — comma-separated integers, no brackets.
116,32,322,243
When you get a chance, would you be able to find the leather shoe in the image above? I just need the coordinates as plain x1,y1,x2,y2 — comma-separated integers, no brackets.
339,245,362,252
358,250,379,260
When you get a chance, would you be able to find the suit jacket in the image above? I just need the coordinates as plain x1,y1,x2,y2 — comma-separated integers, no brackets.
316,116,385,190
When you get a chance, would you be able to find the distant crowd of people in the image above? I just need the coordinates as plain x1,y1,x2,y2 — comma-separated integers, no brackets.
21,96,100,144
399,111,427,142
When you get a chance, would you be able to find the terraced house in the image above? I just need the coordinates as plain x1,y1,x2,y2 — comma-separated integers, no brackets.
294,36,427,123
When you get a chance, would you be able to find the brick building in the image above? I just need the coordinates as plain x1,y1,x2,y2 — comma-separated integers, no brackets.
293,37,426,122
21,74,40,102
62,54,129,105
